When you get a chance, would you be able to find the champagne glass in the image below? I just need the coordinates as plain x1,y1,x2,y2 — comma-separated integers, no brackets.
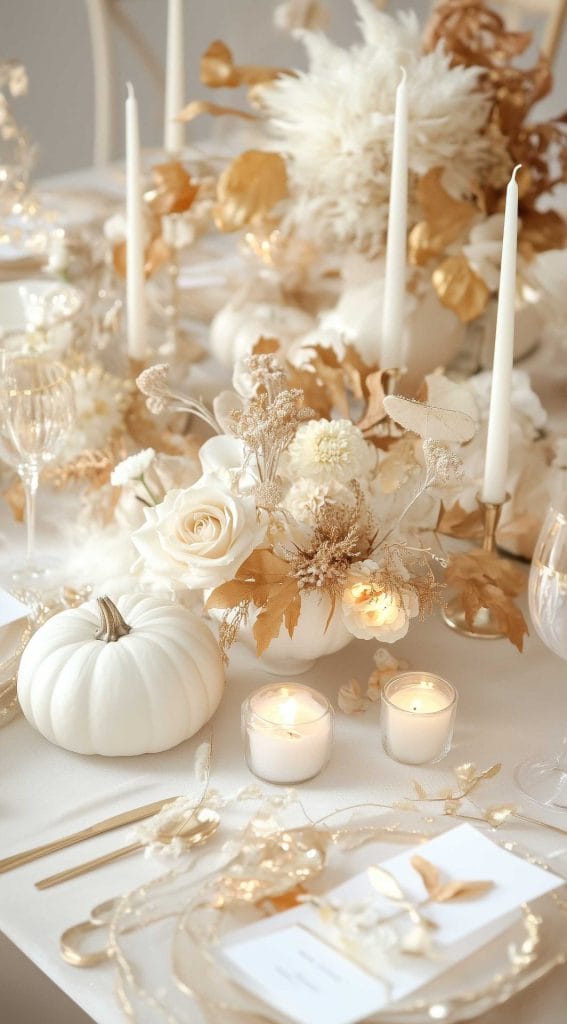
515,502,567,809
0,353,75,583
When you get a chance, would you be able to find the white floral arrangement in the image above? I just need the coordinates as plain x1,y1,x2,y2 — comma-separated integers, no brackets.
96,346,559,653
123,357,477,661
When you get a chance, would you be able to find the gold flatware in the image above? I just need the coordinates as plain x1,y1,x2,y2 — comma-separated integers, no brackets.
0,795,180,874
37,807,220,890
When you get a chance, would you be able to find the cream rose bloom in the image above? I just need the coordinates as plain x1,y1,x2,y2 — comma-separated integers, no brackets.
341,560,419,642
132,475,265,590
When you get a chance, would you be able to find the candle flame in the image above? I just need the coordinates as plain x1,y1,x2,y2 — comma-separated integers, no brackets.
278,697,298,726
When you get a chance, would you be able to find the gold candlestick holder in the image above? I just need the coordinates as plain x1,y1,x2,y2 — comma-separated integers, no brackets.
442,493,510,639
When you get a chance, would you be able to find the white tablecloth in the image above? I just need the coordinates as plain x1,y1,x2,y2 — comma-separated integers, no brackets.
1,167,567,1024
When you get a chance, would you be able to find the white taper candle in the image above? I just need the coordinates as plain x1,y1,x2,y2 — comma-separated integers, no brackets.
125,82,148,359
482,165,521,505
164,0,185,154
381,67,408,371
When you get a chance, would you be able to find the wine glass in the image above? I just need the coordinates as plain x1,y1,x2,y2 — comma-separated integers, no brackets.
0,352,75,584
515,503,567,809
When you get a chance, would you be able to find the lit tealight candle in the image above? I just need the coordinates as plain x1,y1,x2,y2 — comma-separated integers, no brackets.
381,672,457,765
242,684,333,784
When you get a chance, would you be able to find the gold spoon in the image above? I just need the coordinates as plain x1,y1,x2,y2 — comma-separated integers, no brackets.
36,807,220,890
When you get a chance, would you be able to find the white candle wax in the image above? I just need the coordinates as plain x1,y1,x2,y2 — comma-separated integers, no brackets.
381,67,408,371
482,165,521,505
381,673,456,765
243,684,333,784
125,83,147,359
164,0,185,154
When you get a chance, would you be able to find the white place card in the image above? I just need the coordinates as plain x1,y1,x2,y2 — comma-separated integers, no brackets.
0,587,31,628
225,924,386,1024
222,824,564,1024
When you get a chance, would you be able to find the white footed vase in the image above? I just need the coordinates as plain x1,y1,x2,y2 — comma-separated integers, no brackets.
287,254,464,390
243,590,353,675
209,589,353,675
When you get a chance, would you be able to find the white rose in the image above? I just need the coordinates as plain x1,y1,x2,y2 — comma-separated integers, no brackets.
341,559,419,643
132,475,265,589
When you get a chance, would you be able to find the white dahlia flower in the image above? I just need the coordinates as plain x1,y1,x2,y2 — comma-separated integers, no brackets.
287,418,375,484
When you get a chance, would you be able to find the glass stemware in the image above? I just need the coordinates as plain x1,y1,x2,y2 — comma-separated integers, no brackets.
515,502,567,809
0,353,75,583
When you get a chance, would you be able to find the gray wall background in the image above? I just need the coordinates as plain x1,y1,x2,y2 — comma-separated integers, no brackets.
1,0,565,180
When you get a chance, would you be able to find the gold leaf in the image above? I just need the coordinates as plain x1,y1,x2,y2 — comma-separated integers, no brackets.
383,394,476,443
446,550,528,652
433,879,494,903
409,167,477,265
200,40,288,89
411,854,493,903
179,99,257,123
205,580,256,611
477,762,502,783
145,161,199,216
214,150,288,232
436,501,484,541
113,235,171,280
519,209,567,254
410,855,441,897
201,40,240,87
356,370,386,432
484,803,517,827
253,579,300,656
446,549,524,596
368,865,405,902
284,589,301,638
412,781,429,801
237,548,290,585
432,254,491,323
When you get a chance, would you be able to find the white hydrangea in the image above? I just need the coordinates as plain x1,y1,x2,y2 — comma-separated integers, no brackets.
111,448,156,487
287,418,375,484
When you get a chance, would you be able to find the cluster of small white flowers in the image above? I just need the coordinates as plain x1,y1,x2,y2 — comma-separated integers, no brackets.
111,448,156,487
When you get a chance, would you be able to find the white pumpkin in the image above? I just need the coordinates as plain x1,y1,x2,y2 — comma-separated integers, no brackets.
210,299,315,367
17,594,225,756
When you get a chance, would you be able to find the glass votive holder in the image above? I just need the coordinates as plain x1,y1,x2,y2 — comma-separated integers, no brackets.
241,683,333,785
381,672,457,765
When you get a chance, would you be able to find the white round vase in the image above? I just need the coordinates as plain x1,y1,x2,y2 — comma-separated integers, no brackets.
242,590,352,675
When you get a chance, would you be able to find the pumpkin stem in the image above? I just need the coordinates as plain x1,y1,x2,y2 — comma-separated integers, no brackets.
95,596,131,643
